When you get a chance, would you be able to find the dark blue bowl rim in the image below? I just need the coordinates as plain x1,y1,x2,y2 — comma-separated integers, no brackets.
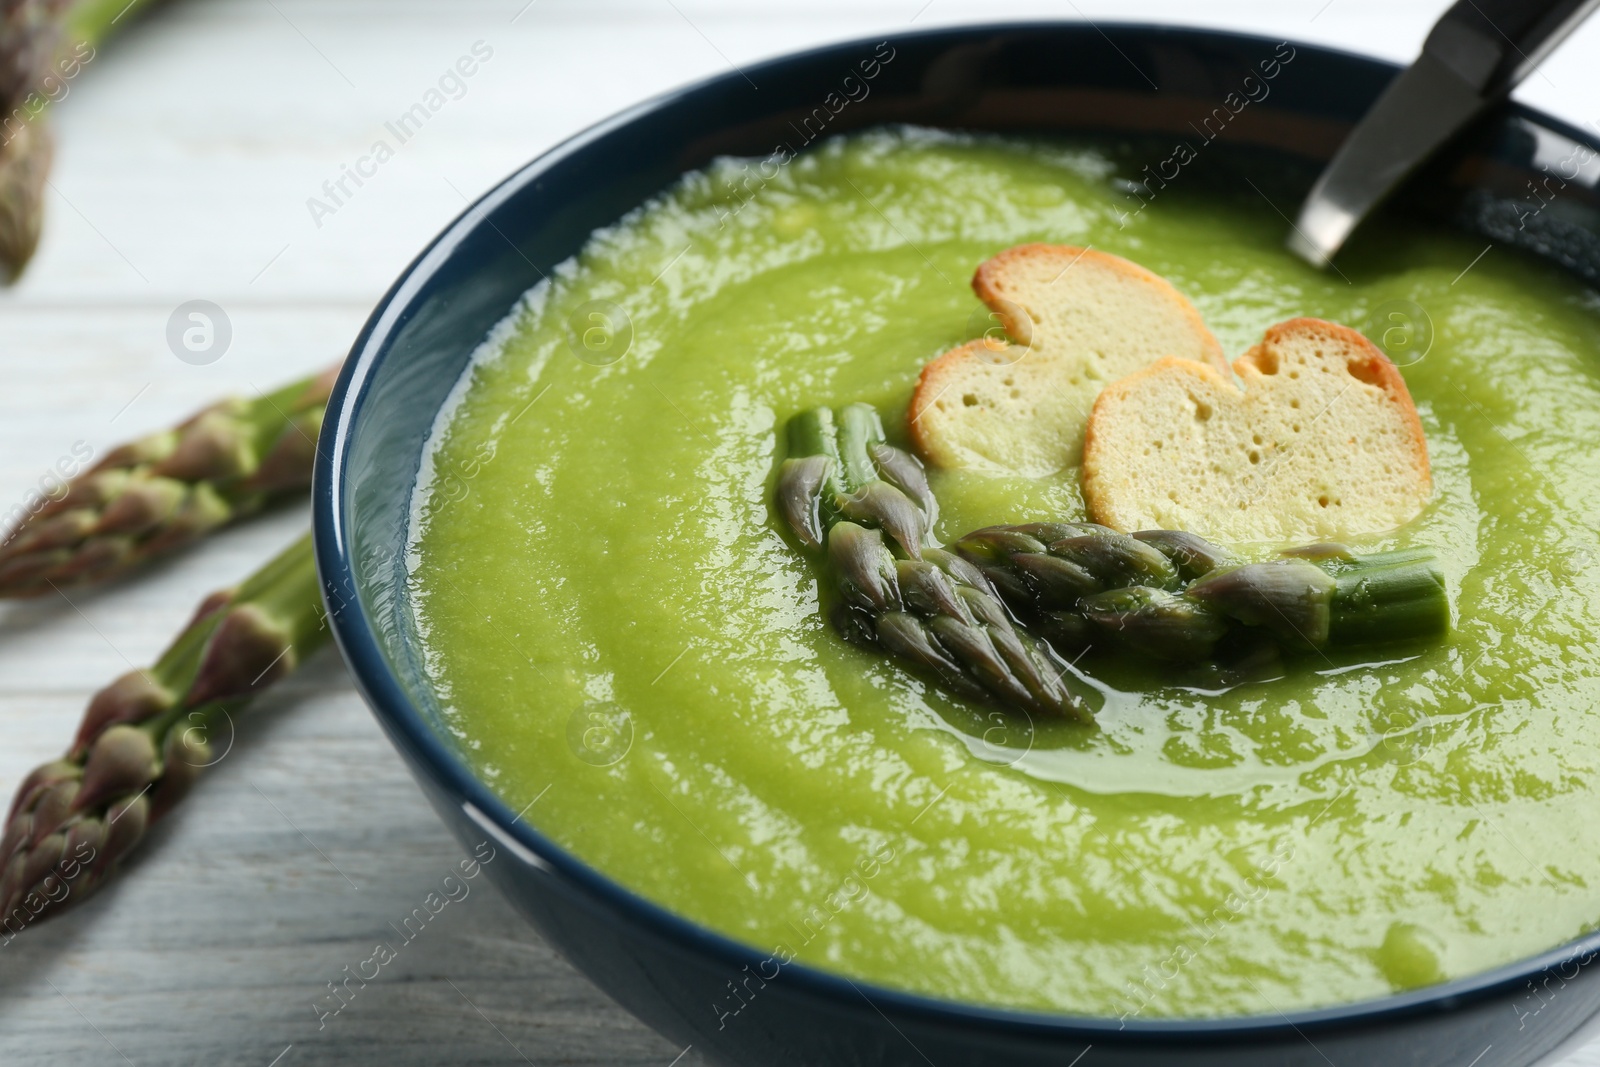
313,18,1600,1041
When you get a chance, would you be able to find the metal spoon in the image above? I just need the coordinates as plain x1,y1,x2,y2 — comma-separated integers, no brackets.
1289,0,1600,268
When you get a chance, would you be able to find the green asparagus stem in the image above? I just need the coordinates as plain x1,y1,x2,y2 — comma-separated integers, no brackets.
956,523,1180,609
959,523,1450,661
1188,550,1451,650
777,404,934,558
0,530,325,929
1130,529,1234,581
0,0,163,281
0,364,337,597
953,522,1226,659
1184,559,1335,648
0,116,47,283
1079,585,1230,662
63,0,163,46
776,406,1091,723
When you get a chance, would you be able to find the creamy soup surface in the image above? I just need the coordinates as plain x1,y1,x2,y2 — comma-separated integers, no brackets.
408,128,1600,1018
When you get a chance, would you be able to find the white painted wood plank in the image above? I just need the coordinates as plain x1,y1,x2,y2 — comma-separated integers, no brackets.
2,2,1598,1064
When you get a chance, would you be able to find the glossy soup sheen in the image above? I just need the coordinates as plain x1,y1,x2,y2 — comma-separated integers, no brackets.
407,128,1600,1018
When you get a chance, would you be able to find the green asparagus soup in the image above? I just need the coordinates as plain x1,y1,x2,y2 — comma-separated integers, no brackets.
407,128,1600,1018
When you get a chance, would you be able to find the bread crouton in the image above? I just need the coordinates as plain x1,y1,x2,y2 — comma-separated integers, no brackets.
1081,317,1431,542
909,245,1226,477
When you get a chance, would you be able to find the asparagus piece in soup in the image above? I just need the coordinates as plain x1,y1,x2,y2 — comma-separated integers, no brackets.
956,525,1448,661
777,405,1093,723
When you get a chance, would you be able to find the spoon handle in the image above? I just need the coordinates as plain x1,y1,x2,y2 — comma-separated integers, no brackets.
1428,0,1600,91
1289,0,1600,268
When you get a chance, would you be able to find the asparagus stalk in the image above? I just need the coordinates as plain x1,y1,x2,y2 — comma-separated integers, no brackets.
776,405,1092,723
62,0,163,45
956,524,1449,661
0,0,162,280
0,108,46,282
776,405,934,558
0,530,325,928
953,523,1220,658
1188,550,1450,651
0,364,337,597
0,0,67,277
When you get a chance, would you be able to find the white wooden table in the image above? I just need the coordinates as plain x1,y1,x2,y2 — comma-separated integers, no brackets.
3,2,1599,1064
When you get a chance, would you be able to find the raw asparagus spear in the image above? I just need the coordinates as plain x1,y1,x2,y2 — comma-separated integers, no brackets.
0,530,325,927
0,0,162,280
776,405,1092,723
0,0,68,278
0,364,337,597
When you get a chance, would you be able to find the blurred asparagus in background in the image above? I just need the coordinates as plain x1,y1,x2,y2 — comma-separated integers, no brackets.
0,0,342,932
0,0,163,281
0,364,337,597
0,531,325,928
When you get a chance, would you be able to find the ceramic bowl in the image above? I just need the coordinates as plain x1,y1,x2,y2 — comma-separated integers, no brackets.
314,22,1600,1066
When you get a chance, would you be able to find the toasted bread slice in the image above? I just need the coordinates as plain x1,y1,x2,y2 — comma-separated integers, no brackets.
1082,317,1431,543
909,245,1227,477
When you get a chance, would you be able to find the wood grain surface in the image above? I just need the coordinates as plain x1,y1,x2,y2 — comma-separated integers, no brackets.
2,2,1598,1064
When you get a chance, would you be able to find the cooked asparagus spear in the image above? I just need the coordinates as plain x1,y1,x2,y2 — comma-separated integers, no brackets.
776,404,934,558
1187,550,1450,651
956,524,1448,661
776,405,1092,723
0,530,324,928
0,0,162,280
0,365,337,597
